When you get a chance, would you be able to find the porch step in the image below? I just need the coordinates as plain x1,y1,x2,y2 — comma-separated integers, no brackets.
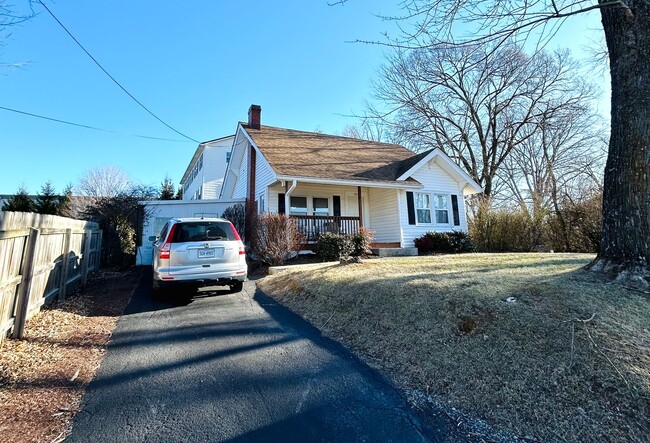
371,247,418,257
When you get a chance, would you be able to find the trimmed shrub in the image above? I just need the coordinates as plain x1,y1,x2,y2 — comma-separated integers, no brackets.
221,203,246,241
414,231,475,254
252,213,303,266
316,232,354,261
469,208,535,252
546,193,601,253
351,227,374,256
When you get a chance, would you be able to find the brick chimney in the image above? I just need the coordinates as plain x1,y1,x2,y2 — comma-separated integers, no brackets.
248,104,261,129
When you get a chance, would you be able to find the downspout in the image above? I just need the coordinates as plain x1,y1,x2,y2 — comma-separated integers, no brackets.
285,180,297,213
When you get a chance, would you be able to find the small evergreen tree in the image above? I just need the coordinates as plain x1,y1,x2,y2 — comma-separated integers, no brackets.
159,176,176,200
57,185,74,218
174,187,183,200
35,181,60,215
2,187,36,212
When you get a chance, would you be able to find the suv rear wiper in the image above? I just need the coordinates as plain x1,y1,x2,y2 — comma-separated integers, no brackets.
206,236,224,240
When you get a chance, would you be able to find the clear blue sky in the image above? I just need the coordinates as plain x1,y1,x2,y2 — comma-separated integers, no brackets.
0,1,608,195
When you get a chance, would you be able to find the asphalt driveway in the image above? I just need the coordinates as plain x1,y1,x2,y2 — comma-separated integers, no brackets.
65,269,442,442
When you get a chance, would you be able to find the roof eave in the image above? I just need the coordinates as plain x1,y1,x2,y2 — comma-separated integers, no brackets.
275,175,422,189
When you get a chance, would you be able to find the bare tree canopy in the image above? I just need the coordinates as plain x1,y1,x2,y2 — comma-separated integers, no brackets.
346,0,625,48
76,165,133,200
370,44,596,199
342,0,649,282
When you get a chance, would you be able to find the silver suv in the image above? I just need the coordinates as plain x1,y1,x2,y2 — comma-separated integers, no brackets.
152,218,247,296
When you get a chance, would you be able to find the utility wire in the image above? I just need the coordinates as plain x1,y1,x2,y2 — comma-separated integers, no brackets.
0,105,191,142
36,0,200,143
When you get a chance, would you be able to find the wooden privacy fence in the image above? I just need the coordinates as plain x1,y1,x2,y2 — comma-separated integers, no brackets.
0,212,102,342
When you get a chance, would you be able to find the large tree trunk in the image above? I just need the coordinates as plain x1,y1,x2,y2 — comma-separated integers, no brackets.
589,1,650,283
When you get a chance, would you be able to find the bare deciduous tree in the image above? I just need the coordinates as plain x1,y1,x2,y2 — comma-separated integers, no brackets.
341,118,390,142
76,165,132,201
370,44,593,201
343,0,649,284
499,102,606,247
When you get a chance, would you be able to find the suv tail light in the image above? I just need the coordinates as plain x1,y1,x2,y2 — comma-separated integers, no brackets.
239,246,246,255
159,224,177,260
228,222,242,241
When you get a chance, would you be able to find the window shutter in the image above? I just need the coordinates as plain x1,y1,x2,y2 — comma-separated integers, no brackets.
451,195,460,226
278,193,285,214
406,192,416,225
333,195,341,217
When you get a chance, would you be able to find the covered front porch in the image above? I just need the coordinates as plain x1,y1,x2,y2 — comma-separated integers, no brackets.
290,215,361,243
265,180,409,247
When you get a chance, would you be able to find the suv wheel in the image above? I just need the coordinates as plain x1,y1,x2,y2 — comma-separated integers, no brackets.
152,281,167,300
229,281,244,293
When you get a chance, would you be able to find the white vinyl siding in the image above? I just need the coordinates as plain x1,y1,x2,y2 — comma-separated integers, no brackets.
232,154,248,199
229,136,276,201
255,150,275,201
399,159,467,247
367,188,401,243
181,136,234,201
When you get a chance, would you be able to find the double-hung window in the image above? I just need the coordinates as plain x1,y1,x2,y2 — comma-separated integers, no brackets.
289,196,308,215
433,194,450,224
415,193,431,224
313,198,329,216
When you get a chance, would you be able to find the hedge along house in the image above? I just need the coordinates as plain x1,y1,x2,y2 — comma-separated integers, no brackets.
220,105,483,252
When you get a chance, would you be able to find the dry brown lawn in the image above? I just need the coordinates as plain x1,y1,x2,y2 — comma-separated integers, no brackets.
258,253,650,442
0,269,139,443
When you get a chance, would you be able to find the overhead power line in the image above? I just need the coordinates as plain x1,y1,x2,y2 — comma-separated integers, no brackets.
36,0,199,143
0,105,190,142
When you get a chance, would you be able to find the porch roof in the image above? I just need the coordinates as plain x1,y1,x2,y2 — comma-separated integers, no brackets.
241,124,423,186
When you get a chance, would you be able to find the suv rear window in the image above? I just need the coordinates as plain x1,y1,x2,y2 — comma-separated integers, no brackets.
171,221,236,243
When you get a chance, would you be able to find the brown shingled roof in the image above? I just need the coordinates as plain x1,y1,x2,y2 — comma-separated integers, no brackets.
241,124,421,185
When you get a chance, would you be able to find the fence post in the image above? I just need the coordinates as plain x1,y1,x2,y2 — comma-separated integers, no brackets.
58,228,73,301
80,229,92,287
13,228,40,339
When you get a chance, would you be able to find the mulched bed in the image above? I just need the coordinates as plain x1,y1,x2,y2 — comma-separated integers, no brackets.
0,268,140,443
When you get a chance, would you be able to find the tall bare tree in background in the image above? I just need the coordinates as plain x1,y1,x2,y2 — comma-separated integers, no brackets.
75,165,155,267
342,0,648,283
341,118,390,142
499,93,606,248
76,165,132,201
369,45,595,201
1,1,31,70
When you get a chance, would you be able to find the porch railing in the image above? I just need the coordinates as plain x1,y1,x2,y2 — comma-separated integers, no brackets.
289,215,360,243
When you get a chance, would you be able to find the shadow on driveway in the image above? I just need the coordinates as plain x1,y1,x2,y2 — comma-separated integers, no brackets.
66,267,462,442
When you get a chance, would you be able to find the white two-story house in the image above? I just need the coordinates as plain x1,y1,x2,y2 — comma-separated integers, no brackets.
180,135,235,200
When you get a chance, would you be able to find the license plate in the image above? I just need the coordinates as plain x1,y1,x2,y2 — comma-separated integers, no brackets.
197,249,216,258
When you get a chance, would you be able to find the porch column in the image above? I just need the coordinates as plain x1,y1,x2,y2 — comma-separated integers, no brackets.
357,186,364,228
